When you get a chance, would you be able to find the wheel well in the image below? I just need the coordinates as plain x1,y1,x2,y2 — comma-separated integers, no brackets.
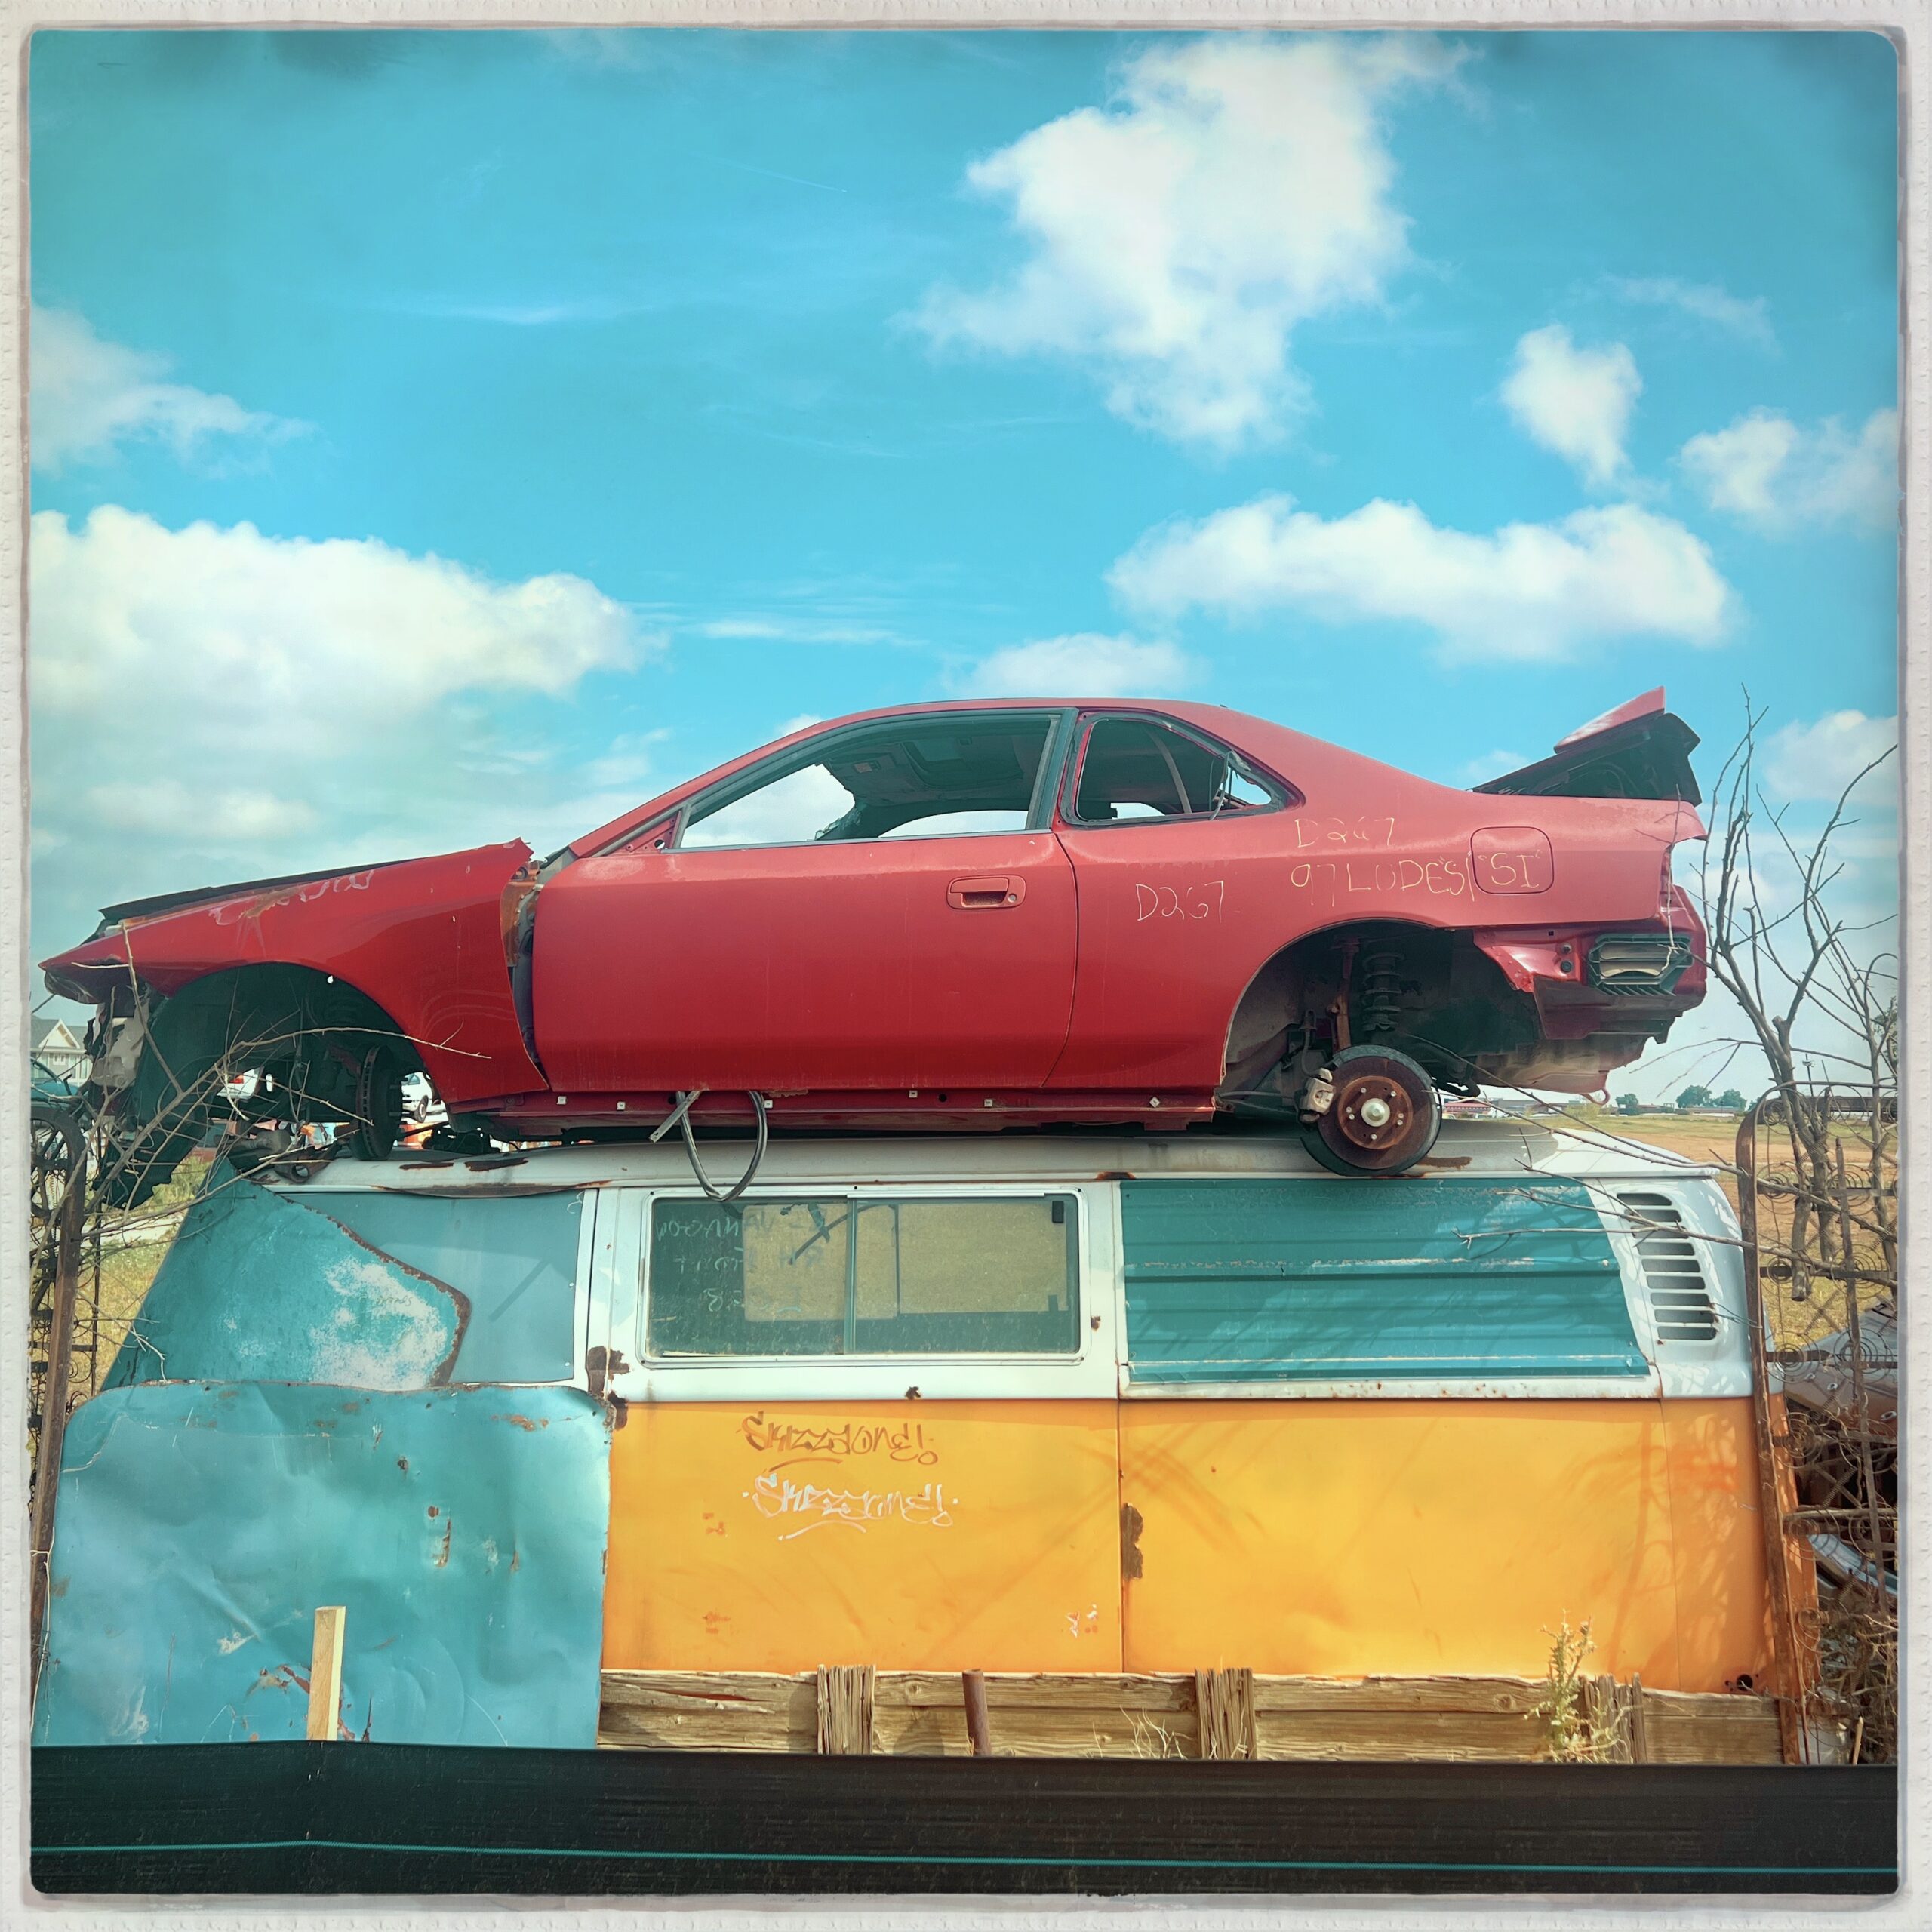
99,964,421,1207
1220,921,1535,1101
141,962,418,1091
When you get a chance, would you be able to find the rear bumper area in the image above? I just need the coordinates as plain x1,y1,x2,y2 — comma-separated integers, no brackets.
1473,899,1706,1091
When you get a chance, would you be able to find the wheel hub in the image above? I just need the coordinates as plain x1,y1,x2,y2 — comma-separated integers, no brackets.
1333,1072,1410,1151
1306,1046,1443,1177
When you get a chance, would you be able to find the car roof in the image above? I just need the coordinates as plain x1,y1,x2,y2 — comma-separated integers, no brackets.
272,1119,1716,1195
566,696,1355,857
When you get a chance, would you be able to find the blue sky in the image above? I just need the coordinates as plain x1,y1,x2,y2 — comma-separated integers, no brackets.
27,29,1900,1097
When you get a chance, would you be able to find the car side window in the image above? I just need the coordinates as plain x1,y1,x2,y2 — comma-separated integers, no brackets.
646,1195,1080,1357
680,715,1055,849
1069,717,1283,825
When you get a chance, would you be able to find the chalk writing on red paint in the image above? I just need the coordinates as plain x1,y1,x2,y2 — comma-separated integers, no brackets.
1287,855,1470,902
1293,815,1397,850
211,871,374,927
1135,881,1226,924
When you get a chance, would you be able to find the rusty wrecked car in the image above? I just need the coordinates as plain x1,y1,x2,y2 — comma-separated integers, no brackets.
45,690,1706,1201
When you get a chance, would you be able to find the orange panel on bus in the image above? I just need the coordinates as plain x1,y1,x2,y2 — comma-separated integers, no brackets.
604,1400,1121,1673
1119,1400,1693,1685
1662,1399,1778,1690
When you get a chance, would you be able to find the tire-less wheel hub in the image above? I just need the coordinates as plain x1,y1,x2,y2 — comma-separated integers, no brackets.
1306,1047,1441,1175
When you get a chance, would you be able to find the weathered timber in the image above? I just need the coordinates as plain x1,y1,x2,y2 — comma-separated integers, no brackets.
306,1608,346,1743
1586,1673,1631,1763
816,1665,875,1757
1627,1673,1652,1764
1195,1668,1257,1761
599,1670,814,1753
596,1670,1781,1764
961,1672,992,1758
1639,1687,1784,1765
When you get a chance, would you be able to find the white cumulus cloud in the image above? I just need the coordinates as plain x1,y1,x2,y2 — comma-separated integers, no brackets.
1501,325,1641,488
1764,711,1898,804
968,633,1196,697
1109,494,1733,663
32,507,640,732
30,307,310,473
915,35,1457,451
1678,408,1897,531
29,506,658,960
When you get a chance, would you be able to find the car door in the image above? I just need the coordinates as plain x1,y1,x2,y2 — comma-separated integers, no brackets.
531,710,1078,1095
1049,710,1299,1093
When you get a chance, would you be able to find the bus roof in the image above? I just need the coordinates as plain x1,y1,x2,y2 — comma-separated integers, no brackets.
272,1119,1718,1195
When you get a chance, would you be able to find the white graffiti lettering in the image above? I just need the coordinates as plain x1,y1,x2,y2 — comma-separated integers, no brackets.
746,1470,955,1540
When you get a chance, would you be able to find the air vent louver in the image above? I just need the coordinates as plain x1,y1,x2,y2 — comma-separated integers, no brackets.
1616,1191,1718,1342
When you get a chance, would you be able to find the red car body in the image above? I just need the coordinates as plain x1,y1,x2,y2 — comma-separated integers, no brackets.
45,691,1706,1179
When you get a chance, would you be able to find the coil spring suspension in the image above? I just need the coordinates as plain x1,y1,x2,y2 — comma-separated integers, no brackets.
1358,947,1402,1035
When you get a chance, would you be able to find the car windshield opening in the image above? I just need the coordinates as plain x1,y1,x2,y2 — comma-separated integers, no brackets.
681,718,1052,848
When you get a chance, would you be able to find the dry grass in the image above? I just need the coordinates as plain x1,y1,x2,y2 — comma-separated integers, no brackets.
61,1152,214,1401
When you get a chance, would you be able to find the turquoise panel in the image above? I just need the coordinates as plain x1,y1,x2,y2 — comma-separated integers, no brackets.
294,1189,583,1384
106,1177,465,1392
1120,1178,1647,1383
33,1383,611,1748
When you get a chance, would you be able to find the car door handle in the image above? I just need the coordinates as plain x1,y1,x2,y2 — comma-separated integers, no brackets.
947,876,1024,909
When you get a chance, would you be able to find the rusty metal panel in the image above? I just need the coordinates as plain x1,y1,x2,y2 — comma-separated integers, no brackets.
105,1180,466,1391
33,1382,611,1748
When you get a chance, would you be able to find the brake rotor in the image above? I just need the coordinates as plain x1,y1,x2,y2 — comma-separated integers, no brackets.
1309,1047,1441,1176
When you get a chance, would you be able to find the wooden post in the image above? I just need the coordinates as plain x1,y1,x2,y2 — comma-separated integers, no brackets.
308,1606,346,1742
1626,1674,1651,1764
1835,1141,1890,1583
1195,1668,1257,1761
1586,1673,1629,1762
815,1665,875,1755
1736,1099,1807,1765
29,1174,89,1697
961,1671,992,1757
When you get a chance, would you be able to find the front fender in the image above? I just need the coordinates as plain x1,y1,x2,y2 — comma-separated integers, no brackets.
40,842,546,1108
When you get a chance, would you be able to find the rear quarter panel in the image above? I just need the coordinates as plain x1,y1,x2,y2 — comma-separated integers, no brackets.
1054,709,1695,1091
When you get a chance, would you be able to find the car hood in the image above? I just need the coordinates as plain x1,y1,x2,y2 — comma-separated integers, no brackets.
85,857,420,937
40,841,534,1005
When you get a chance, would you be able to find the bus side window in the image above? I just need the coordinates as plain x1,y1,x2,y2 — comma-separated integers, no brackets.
646,1195,1080,1358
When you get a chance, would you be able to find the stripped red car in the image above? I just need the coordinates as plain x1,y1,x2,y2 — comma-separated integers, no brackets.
45,690,1706,1200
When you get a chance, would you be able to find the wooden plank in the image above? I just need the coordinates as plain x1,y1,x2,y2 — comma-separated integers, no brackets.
595,1669,1783,1765
1252,1675,1545,1715
599,1670,813,1753
881,1672,1196,1712
817,1665,875,1757
1640,1690,1783,1767
306,1607,346,1744
875,1675,1198,1758
1627,1674,1651,1764
1258,1713,1545,1763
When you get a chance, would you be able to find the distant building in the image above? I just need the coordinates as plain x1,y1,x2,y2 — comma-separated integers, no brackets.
31,1016,87,1083
1482,1094,1543,1118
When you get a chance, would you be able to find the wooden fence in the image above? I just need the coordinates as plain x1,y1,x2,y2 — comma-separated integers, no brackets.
599,1669,1781,1764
